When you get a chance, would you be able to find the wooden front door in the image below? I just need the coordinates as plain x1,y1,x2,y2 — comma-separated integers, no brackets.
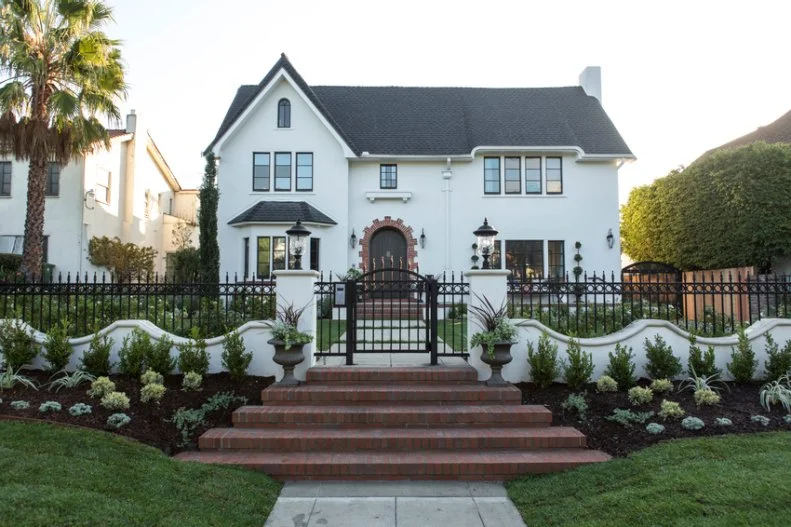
369,228,407,271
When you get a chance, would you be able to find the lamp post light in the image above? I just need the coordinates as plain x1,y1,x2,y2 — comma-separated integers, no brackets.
286,219,311,270
473,217,498,269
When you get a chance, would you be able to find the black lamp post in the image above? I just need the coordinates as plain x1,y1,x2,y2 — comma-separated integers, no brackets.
286,219,311,270
473,218,498,269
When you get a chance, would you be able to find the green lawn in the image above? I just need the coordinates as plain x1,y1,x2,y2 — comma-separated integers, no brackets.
507,432,791,526
0,421,281,527
317,319,345,351
438,318,467,351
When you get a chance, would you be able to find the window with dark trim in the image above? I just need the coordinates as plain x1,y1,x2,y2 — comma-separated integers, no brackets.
546,157,563,194
274,152,291,191
243,237,250,279
490,240,502,269
484,157,500,194
277,98,291,128
525,157,541,194
548,240,565,279
42,235,49,263
505,240,544,280
272,236,287,272
0,162,11,196
504,157,521,194
45,163,60,196
253,153,270,191
296,153,313,191
380,164,397,189
310,238,320,271
256,237,270,278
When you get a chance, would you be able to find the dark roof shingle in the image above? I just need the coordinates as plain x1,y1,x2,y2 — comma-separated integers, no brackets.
712,108,791,152
206,55,633,157
228,201,337,226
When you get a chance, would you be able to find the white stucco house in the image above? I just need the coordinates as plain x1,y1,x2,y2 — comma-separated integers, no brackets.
206,54,633,280
0,111,198,277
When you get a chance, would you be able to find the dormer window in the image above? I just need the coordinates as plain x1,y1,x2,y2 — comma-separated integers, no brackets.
277,98,291,128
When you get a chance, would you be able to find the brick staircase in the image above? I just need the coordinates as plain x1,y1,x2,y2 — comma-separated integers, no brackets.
175,366,610,480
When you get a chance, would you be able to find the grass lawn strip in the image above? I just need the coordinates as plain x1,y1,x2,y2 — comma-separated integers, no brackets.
0,421,281,527
507,432,791,526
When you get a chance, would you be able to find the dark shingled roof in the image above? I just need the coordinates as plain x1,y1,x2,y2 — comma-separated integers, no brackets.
711,108,791,152
228,201,337,226
206,54,633,157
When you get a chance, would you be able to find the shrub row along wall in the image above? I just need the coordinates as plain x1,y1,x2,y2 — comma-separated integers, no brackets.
0,319,281,378
498,318,791,384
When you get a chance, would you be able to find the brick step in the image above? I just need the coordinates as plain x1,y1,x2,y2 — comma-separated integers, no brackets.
175,448,611,480
232,404,552,428
306,366,478,384
198,426,586,452
260,384,521,405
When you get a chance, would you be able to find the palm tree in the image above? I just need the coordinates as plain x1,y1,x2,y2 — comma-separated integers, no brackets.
0,0,126,278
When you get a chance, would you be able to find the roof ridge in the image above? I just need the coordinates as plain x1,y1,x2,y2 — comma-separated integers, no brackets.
312,84,584,91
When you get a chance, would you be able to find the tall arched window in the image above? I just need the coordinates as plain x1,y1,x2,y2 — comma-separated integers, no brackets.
277,98,291,128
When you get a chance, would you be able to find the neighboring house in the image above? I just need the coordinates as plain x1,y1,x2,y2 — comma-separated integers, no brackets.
0,111,198,276
708,107,791,153
206,54,633,280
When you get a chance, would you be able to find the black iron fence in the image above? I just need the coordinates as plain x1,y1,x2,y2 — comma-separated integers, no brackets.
0,273,276,338
507,271,791,337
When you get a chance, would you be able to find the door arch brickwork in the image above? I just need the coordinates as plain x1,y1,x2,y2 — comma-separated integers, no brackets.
359,217,419,271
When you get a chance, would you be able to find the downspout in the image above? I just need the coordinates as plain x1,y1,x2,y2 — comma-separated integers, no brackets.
122,113,137,240
441,158,453,272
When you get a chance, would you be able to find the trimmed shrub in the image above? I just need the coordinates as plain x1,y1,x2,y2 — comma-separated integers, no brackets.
87,377,116,399
68,403,92,416
118,329,152,377
140,383,166,404
42,319,72,372
687,334,719,377
658,400,685,420
727,326,757,383
644,335,682,380
10,400,30,410
560,393,588,420
764,334,791,381
561,338,594,390
646,422,665,435
146,334,175,375
605,343,636,389
80,332,114,376
694,388,721,406
38,401,62,413
140,370,164,386
107,413,131,429
221,329,252,381
100,391,130,411
182,372,202,391
527,333,560,389
715,417,733,426
0,319,38,370
606,408,654,427
596,375,618,393
681,416,704,430
628,386,654,405
177,328,210,376
649,378,674,393
751,415,771,426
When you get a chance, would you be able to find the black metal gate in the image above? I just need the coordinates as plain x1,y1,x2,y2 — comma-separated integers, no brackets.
345,268,439,365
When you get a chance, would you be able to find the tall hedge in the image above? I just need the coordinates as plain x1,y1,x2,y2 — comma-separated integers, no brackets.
198,153,220,285
621,142,791,271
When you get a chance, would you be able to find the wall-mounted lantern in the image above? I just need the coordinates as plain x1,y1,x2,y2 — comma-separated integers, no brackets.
350,229,357,249
606,229,614,249
420,228,426,248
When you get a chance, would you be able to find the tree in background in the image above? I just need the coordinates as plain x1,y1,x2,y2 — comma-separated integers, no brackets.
88,236,156,281
0,0,126,278
621,142,791,271
198,153,220,285
168,222,200,282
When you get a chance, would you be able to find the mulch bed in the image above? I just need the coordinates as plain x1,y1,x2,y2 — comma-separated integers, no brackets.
518,379,791,457
0,370,274,455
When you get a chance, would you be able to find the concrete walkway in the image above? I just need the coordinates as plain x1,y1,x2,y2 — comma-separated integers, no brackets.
264,481,526,527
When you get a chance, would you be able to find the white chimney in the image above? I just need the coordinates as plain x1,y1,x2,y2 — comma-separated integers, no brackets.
579,67,602,104
125,109,137,134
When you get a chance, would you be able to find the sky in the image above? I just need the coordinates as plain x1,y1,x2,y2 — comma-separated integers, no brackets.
109,0,791,202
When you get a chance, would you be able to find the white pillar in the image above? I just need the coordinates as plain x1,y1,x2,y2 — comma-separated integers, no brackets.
273,269,319,382
466,269,510,381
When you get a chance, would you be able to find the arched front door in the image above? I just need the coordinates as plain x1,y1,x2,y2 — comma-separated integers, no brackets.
369,228,407,271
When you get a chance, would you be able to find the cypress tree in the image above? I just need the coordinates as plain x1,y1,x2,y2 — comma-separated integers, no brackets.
198,153,220,286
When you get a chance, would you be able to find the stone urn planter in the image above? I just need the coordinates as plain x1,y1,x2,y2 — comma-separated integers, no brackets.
479,341,515,387
269,338,306,386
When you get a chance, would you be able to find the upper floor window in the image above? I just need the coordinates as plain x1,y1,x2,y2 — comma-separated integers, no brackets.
380,164,397,189
504,157,521,194
253,153,270,191
0,162,11,196
45,163,60,196
525,157,541,194
296,153,313,191
96,168,111,204
277,98,291,128
484,157,500,194
546,157,563,194
274,152,292,191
